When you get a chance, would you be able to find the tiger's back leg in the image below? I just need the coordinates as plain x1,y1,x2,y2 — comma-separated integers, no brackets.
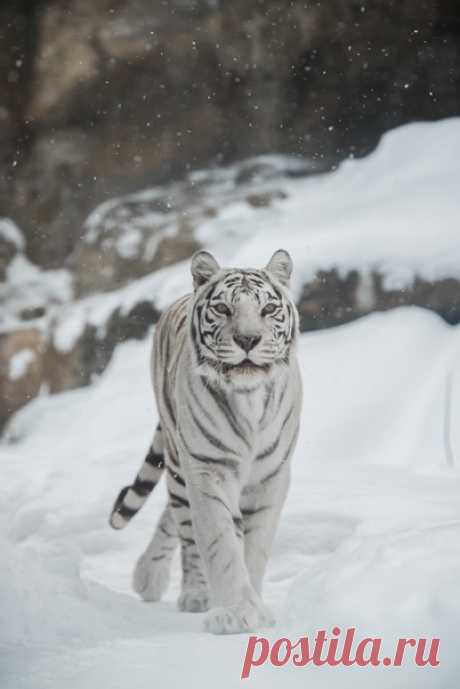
166,469,210,613
133,502,179,601
113,424,177,602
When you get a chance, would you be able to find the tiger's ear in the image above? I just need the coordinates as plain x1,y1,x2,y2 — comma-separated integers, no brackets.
265,249,292,286
191,250,220,289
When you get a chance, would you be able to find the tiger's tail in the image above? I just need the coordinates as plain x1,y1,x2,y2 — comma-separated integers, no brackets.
109,424,165,530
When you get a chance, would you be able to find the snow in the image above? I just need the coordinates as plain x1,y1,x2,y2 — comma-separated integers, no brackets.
195,117,460,296
2,307,460,688
52,261,189,351
2,117,460,688
8,349,36,381
0,255,73,334
53,117,460,351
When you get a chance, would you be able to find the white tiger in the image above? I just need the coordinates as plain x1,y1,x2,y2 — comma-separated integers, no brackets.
110,249,302,634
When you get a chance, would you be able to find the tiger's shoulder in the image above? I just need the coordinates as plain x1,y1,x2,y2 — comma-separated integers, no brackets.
155,294,191,346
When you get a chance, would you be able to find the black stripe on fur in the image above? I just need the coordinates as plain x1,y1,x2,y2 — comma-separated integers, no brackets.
145,447,165,468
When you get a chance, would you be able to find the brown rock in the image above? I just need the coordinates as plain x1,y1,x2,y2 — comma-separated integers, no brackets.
69,192,201,296
3,263,460,435
246,190,288,208
298,269,362,331
298,269,460,332
0,328,45,432
375,275,460,325
44,300,160,394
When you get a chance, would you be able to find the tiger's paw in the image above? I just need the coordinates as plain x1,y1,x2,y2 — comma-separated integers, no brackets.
204,595,275,634
178,588,210,612
132,553,171,602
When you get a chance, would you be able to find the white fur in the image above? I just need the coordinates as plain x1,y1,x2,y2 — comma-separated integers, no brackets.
126,252,302,634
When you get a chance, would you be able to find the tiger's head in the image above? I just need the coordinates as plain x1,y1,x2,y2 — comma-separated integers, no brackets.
189,249,298,385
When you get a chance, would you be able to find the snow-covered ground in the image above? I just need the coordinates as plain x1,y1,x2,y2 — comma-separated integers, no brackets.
2,117,460,688
2,306,460,688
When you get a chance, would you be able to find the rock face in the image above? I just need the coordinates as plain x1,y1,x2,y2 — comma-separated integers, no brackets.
0,299,161,435
2,0,460,267
3,262,460,435
0,156,301,432
69,179,204,296
0,328,45,431
2,144,460,432
0,4,30,213
13,130,96,268
44,300,160,394
297,270,460,331
68,156,302,295
0,219,24,281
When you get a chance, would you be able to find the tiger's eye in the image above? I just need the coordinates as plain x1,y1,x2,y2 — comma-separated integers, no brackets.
214,303,231,316
262,302,277,316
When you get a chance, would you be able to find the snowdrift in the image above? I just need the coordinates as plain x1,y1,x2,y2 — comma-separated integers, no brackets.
2,307,460,688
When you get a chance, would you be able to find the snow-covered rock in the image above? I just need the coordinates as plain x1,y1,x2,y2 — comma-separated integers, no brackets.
69,156,306,296
0,218,24,281
0,328,44,430
2,118,460,432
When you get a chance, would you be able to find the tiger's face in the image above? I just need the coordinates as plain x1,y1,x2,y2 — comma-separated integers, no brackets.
190,250,298,383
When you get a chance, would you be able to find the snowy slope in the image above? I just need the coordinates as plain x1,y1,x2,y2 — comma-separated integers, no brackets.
52,117,460,350
2,117,460,688
3,117,460,349
2,306,460,689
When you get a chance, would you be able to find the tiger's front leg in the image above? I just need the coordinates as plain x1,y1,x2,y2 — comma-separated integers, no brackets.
242,463,291,596
184,461,273,634
165,468,210,613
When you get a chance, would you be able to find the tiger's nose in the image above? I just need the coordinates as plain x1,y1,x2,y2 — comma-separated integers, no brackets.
233,334,261,353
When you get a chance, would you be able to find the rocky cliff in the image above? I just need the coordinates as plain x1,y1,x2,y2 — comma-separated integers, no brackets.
1,0,459,268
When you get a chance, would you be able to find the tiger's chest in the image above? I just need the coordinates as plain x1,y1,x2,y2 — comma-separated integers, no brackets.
228,388,266,437
224,378,293,476
175,353,299,488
